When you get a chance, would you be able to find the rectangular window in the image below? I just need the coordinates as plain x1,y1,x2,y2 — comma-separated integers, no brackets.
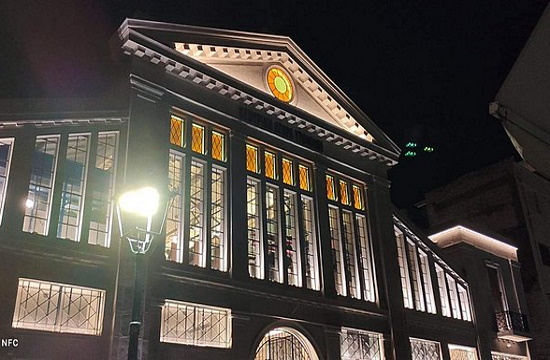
357,214,375,302
410,338,442,360
57,134,90,241
302,196,319,291
191,124,205,154
326,175,337,201
210,166,226,271
266,185,282,283
0,138,14,225
342,211,360,298
246,144,259,173
419,250,437,314
160,300,232,348
449,344,477,360
396,228,413,309
298,164,310,191
264,151,277,180
458,284,472,321
284,190,301,287
23,135,60,235
88,132,118,247
12,278,105,335
170,115,185,147
341,328,383,360
436,264,451,317
447,275,461,319
281,158,294,186
329,206,345,296
491,352,528,360
339,180,350,206
211,131,225,161
247,178,263,279
166,152,185,263
352,185,364,210
189,161,206,267
407,240,426,312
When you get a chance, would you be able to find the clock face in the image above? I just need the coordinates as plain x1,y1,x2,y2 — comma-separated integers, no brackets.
267,67,294,102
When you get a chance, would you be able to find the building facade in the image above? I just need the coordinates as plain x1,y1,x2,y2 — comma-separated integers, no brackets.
0,19,532,360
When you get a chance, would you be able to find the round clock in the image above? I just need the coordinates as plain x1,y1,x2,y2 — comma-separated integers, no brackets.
267,67,294,103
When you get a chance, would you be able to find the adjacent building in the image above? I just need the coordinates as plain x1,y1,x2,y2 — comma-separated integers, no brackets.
0,19,533,359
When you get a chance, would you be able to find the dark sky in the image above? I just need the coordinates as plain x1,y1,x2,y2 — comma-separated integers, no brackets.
1,0,548,207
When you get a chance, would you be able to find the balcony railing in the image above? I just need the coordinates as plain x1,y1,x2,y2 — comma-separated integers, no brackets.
494,311,531,341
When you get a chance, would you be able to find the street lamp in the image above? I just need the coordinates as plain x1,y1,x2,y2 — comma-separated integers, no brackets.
116,186,170,360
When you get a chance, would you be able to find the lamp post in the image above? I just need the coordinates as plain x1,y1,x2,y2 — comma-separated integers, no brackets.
116,186,170,360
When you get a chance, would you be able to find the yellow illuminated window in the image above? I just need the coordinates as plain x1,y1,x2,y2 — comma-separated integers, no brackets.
298,165,310,191
265,151,277,179
266,67,294,103
352,185,364,210
339,180,350,205
326,175,336,201
191,124,205,154
211,131,225,161
246,144,259,173
170,116,185,147
282,158,294,185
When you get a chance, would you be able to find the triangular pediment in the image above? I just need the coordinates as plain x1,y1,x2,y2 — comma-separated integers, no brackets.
117,19,400,159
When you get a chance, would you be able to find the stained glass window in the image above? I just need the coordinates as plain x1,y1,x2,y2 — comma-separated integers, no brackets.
339,180,350,205
265,151,277,180
352,185,364,210
298,164,310,191
282,158,294,185
211,131,225,161
191,124,205,154
326,175,337,201
246,144,259,173
170,115,185,147
266,67,294,103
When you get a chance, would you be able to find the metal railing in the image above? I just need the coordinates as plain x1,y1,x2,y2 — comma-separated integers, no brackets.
494,311,530,333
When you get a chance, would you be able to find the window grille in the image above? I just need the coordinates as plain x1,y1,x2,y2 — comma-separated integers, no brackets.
396,228,413,309
161,300,231,348
340,328,383,360
189,161,206,267
266,185,282,283
247,178,263,279
284,190,300,287
410,338,441,360
12,278,104,335
255,327,318,360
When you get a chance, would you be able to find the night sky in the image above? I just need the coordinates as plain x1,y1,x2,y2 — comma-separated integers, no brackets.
1,0,548,207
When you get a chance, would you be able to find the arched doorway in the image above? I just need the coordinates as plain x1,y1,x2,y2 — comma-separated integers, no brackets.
254,327,319,360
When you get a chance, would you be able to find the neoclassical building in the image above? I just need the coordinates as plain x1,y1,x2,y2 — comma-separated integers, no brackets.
0,19,532,360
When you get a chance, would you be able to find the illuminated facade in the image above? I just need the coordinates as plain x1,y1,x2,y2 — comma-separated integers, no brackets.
0,19,531,359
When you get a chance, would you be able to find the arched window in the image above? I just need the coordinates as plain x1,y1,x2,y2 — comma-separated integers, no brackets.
254,327,319,360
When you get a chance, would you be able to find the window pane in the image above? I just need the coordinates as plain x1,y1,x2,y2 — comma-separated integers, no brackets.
326,175,337,201
166,151,185,263
342,211,360,298
449,345,478,360
302,196,319,291
211,166,227,271
339,180,350,206
419,250,437,314
246,144,259,173
458,285,472,321
407,240,426,312
170,115,185,147
58,134,89,241
410,338,442,360
329,206,345,296
281,158,294,186
189,161,206,267
191,124,205,154
266,185,282,283
447,275,461,319
284,190,301,287
265,151,277,180
357,214,375,302
161,300,231,348
341,328,383,360
13,278,105,335
298,164,310,191
352,185,364,210
247,178,262,279
436,265,451,317
395,228,413,309
211,131,225,161
0,138,14,225
23,135,60,235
